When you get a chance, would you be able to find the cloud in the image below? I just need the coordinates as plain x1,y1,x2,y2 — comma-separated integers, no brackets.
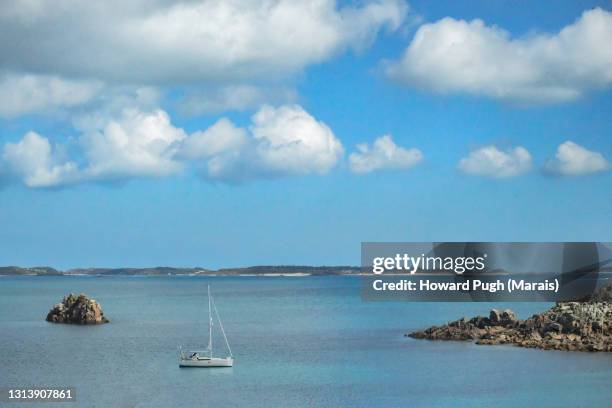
250,105,344,175
0,73,102,118
79,109,187,180
2,109,187,187
0,104,344,187
0,0,407,84
184,105,345,181
0,1,407,117
386,8,612,104
544,141,609,176
0,72,161,119
175,85,298,115
1,132,78,187
180,118,247,160
349,134,423,173
458,145,532,178
178,117,249,181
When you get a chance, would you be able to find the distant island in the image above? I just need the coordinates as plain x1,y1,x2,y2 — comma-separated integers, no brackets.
0,266,63,276
0,265,363,276
3,265,612,277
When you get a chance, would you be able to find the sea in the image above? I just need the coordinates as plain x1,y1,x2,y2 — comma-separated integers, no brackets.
1,275,611,407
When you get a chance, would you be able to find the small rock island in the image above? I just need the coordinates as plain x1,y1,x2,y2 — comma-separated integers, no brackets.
46,293,109,324
408,302,611,352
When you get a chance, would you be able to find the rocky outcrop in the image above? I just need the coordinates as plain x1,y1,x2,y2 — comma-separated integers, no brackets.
590,284,612,302
408,302,612,352
46,293,109,324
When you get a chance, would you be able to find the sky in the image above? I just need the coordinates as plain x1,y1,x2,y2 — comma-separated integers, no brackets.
0,0,611,270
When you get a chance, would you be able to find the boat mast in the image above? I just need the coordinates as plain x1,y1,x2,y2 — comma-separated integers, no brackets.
208,285,213,356
212,295,232,358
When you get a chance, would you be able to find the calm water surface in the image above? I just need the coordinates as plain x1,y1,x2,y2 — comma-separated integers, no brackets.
1,276,610,407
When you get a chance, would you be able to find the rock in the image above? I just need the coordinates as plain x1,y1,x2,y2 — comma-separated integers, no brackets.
471,316,490,329
590,284,612,302
501,309,518,325
407,301,612,352
488,309,517,327
529,331,542,341
543,322,563,333
592,321,603,332
489,309,501,324
46,293,109,324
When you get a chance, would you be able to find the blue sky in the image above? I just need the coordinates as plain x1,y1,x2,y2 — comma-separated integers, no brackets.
0,0,611,269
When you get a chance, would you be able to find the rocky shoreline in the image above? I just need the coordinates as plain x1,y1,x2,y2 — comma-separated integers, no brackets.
408,302,612,352
46,293,109,324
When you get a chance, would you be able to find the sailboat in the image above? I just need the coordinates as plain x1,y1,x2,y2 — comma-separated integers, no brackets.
178,285,234,367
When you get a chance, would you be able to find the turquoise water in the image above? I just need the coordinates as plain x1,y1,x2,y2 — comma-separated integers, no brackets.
1,276,611,407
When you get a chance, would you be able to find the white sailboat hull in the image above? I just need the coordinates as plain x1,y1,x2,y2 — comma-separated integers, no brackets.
179,356,233,367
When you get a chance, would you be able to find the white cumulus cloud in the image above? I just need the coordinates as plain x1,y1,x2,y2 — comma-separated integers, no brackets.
180,118,248,160
458,145,532,178
79,109,187,180
0,0,407,84
0,73,102,118
250,105,344,176
182,105,345,181
544,141,609,176
386,8,612,104
349,134,423,173
0,105,345,187
1,132,78,187
0,1,407,117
